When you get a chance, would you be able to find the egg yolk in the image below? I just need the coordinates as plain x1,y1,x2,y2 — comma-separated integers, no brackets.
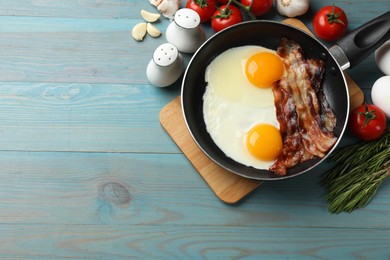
245,124,282,161
245,52,284,88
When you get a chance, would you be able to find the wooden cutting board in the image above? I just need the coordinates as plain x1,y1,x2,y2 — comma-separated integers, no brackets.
160,96,262,204
159,19,364,204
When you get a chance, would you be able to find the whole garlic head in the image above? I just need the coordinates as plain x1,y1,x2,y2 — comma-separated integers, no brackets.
375,40,390,75
275,0,310,18
149,0,181,19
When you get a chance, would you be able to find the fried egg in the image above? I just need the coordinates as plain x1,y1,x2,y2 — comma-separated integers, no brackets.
203,45,285,169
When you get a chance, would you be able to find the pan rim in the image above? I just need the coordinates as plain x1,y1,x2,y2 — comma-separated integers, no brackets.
181,20,350,181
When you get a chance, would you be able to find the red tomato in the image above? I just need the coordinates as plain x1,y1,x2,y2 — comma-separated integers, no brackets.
313,4,348,41
240,0,272,17
186,0,217,23
349,104,387,141
211,4,243,32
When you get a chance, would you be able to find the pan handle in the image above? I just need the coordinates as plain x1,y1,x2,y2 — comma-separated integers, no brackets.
330,11,390,70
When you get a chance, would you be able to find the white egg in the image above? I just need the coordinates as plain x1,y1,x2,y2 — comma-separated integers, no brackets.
375,40,390,75
203,46,282,170
371,76,390,118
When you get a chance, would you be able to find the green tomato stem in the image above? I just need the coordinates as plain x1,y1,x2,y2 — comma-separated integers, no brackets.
229,0,257,20
193,0,209,8
327,3,345,25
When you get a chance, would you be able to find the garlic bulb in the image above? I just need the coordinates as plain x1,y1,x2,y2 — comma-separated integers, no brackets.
148,0,181,19
275,0,310,18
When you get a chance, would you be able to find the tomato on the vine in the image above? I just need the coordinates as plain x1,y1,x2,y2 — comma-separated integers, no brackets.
313,4,348,41
349,104,387,141
211,4,243,32
240,0,272,17
186,0,217,23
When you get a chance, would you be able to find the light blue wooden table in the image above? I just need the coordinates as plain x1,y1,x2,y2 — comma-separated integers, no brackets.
0,0,389,259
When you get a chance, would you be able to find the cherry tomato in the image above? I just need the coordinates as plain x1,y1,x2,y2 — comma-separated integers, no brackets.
349,104,387,141
186,0,217,23
211,4,243,32
240,0,272,17
312,4,348,41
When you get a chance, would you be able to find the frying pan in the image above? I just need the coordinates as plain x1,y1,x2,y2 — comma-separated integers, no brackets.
181,11,390,180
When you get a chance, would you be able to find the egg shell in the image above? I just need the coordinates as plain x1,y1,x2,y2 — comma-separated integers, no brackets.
371,76,390,118
375,40,390,75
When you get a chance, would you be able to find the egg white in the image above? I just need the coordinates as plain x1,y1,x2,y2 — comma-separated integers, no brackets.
203,46,281,169
205,46,276,108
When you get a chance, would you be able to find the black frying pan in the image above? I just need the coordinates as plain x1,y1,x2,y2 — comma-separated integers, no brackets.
181,12,390,180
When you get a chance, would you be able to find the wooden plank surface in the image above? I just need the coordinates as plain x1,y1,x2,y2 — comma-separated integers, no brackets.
0,0,389,258
1,226,390,259
0,151,388,227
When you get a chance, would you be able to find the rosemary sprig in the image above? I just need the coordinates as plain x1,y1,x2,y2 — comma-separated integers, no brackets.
322,129,390,214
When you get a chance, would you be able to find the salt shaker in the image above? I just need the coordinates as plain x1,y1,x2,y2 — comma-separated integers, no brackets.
166,8,206,54
146,43,184,88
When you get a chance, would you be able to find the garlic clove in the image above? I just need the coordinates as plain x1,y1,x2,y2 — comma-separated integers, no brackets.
141,9,161,22
146,23,161,38
132,22,147,42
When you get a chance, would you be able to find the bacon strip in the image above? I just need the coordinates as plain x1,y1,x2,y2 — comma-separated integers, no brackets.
270,38,337,175
307,59,337,133
270,78,304,175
